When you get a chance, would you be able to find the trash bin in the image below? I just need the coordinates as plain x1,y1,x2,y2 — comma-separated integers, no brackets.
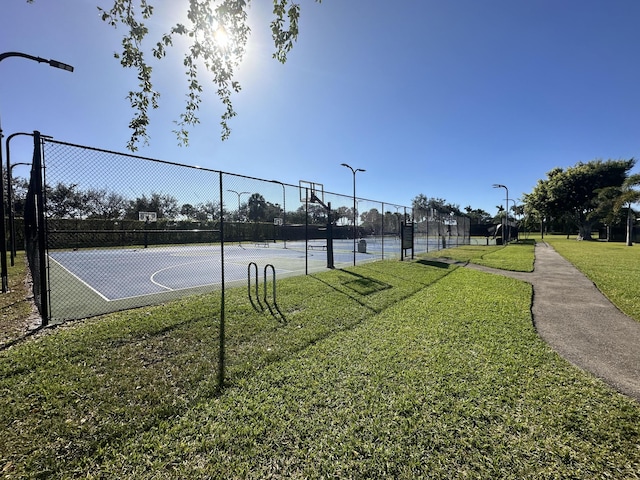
358,239,367,253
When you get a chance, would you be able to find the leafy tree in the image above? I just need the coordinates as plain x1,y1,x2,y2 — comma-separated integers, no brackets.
85,188,127,219
286,206,306,225
308,204,328,224
412,194,462,220
267,202,283,221
522,177,553,237
360,208,382,235
33,0,318,150
383,211,402,235
523,159,636,240
247,193,267,221
180,203,196,219
592,186,625,241
46,182,86,218
9,176,29,218
464,205,492,225
194,201,221,222
333,206,351,226
126,192,179,219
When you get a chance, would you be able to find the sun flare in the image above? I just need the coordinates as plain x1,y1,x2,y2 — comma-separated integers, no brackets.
213,24,230,49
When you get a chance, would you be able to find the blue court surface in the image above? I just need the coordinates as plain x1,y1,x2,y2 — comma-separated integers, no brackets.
45,237,453,321
47,240,392,300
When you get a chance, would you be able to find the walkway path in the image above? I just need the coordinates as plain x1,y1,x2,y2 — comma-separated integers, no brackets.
464,242,640,403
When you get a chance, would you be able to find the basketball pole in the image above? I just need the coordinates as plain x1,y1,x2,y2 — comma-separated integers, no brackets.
309,192,334,270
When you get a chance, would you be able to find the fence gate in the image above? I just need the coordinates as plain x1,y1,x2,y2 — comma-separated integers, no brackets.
24,131,49,324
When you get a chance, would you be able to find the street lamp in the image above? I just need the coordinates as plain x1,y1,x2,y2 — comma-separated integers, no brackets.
227,189,250,218
393,205,402,239
505,198,519,240
269,180,286,249
0,52,74,71
227,189,249,246
0,52,74,292
492,184,509,244
341,163,365,266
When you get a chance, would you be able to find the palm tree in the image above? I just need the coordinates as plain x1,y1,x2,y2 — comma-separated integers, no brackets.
614,174,640,246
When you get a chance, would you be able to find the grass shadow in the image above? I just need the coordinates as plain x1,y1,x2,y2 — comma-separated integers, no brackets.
416,259,454,269
308,268,398,313
511,239,536,245
339,270,392,296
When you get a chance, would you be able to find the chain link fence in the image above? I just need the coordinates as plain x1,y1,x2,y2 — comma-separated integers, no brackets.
19,135,470,324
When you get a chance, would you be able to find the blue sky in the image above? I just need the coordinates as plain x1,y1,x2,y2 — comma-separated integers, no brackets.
2,0,639,216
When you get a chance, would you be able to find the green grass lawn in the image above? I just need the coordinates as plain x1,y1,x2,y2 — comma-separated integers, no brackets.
542,235,640,322
0,253,37,348
421,239,536,272
1,244,639,477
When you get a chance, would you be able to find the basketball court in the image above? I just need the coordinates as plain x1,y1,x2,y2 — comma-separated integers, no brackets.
40,180,466,322
46,239,386,321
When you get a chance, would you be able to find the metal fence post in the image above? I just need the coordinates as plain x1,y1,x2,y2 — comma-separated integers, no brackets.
218,171,225,390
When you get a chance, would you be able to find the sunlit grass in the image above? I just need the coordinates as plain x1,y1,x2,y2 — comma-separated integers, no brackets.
0,260,454,476
421,240,535,272
1,247,638,477
542,235,640,321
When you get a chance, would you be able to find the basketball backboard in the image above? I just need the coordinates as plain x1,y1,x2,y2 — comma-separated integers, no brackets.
299,180,324,204
138,211,158,222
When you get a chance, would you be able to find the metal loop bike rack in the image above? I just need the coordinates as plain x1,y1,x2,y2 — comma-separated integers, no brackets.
264,264,284,322
247,262,263,312
247,262,284,322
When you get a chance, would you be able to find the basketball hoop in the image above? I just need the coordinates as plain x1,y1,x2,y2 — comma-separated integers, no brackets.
138,211,158,222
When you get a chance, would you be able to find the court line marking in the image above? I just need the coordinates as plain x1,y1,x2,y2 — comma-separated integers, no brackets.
150,259,220,291
47,255,111,301
49,246,331,303
109,261,303,302
150,258,298,291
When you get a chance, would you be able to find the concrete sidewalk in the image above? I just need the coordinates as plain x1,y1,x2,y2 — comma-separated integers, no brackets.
464,242,640,403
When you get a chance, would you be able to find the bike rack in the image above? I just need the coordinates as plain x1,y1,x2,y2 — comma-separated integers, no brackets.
247,262,263,312
247,262,285,322
264,264,285,322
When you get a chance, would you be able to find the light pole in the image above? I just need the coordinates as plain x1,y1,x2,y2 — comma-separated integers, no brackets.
506,198,517,239
227,189,249,246
8,161,32,265
492,184,509,244
0,52,74,293
341,163,365,266
394,205,402,239
269,180,286,248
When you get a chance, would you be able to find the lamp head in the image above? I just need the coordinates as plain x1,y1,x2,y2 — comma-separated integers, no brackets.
48,59,74,72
